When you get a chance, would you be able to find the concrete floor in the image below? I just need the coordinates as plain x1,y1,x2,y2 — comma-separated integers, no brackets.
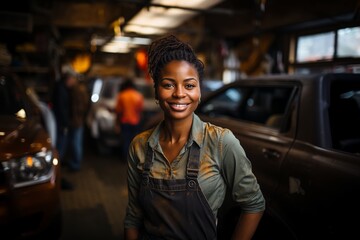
59,140,128,240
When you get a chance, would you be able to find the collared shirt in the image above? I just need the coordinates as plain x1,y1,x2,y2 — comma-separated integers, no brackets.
124,114,265,229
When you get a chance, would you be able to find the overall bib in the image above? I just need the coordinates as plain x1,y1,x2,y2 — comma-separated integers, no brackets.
139,143,217,240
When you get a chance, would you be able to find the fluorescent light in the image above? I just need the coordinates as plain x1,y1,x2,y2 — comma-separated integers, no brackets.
124,0,223,35
127,7,195,29
102,41,130,53
113,36,151,45
101,36,151,53
124,25,167,35
153,0,223,9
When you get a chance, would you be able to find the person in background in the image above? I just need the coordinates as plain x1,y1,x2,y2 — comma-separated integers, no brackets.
68,75,89,171
115,78,144,159
52,71,76,189
52,71,88,188
124,35,265,240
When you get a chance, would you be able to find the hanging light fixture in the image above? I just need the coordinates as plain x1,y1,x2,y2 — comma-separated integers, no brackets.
124,0,224,35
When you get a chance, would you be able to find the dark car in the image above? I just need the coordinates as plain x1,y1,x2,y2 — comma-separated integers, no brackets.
0,71,62,239
195,73,360,239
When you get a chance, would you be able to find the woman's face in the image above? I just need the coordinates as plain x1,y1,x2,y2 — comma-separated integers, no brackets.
156,60,201,121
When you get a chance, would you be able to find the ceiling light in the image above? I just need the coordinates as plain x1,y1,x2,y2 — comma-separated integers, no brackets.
101,36,151,53
124,0,223,35
113,36,151,45
102,41,130,53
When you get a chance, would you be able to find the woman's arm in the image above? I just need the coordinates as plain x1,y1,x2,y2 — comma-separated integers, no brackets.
220,130,266,239
125,227,140,240
231,211,264,240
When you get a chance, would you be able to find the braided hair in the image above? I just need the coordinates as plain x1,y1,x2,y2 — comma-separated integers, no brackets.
147,35,204,92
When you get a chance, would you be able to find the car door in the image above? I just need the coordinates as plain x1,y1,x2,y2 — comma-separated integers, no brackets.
272,76,360,239
197,80,299,203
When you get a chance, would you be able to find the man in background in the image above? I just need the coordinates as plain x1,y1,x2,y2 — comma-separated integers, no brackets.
115,78,144,159
68,75,89,171
52,70,89,188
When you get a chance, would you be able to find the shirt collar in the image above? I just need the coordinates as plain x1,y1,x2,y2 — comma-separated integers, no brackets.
147,113,205,149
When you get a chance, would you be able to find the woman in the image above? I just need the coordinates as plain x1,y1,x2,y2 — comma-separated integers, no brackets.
124,35,265,240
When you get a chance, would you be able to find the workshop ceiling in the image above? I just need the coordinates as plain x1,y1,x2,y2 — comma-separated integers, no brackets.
1,0,359,53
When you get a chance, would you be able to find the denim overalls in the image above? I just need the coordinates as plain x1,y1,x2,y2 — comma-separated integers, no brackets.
139,143,217,240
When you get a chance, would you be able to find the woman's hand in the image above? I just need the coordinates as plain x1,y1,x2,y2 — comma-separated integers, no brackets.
231,211,264,240
125,227,139,240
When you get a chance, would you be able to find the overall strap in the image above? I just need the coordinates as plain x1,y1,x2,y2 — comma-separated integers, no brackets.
142,143,154,180
186,143,200,181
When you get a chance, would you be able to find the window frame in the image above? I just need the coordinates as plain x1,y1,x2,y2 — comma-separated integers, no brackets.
289,25,360,74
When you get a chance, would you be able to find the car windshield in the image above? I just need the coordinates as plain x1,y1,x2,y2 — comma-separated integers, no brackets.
0,75,31,119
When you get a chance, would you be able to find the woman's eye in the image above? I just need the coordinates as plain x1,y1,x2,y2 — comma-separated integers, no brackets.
163,83,173,89
185,84,195,89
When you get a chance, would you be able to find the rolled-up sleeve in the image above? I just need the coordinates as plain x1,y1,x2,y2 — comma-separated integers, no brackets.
220,130,265,213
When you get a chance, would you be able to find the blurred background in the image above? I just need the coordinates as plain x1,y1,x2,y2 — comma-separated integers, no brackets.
1,0,360,239
1,0,359,94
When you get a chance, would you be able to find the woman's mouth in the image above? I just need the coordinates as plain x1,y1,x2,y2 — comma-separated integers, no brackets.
169,103,189,111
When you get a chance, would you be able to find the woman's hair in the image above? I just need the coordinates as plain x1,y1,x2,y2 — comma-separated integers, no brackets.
147,35,204,87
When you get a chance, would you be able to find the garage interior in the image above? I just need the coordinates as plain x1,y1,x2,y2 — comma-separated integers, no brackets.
1,1,360,239
1,0,359,85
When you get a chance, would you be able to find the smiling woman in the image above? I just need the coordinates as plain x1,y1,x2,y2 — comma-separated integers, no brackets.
123,35,265,240
157,60,201,120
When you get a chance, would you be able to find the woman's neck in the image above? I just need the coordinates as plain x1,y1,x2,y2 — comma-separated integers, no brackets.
160,115,193,144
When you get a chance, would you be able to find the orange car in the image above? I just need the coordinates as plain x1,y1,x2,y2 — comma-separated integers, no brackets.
0,71,62,239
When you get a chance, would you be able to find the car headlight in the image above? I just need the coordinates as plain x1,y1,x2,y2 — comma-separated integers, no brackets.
2,150,58,188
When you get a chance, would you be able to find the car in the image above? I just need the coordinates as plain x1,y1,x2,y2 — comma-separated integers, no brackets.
86,76,161,154
0,70,62,239
195,73,360,239
144,73,360,239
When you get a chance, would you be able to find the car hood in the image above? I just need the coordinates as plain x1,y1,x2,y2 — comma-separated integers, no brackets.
0,116,50,161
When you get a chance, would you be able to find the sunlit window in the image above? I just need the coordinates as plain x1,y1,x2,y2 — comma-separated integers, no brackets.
295,26,360,65
337,27,360,58
296,32,335,63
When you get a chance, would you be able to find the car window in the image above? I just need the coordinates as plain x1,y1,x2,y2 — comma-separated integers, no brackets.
329,80,360,154
199,87,244,119
198,84,295,130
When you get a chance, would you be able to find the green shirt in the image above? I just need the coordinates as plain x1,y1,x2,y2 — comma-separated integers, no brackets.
124,114,265,229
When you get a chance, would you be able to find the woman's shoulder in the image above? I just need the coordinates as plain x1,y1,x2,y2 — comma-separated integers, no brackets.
132,128,153,144
204,121,232,135
203,121,238,144
132,126,161,150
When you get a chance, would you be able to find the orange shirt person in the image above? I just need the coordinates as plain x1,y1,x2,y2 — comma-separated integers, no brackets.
115,78,144,159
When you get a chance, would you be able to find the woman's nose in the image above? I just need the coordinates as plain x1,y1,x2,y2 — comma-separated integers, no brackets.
173,86,186,98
